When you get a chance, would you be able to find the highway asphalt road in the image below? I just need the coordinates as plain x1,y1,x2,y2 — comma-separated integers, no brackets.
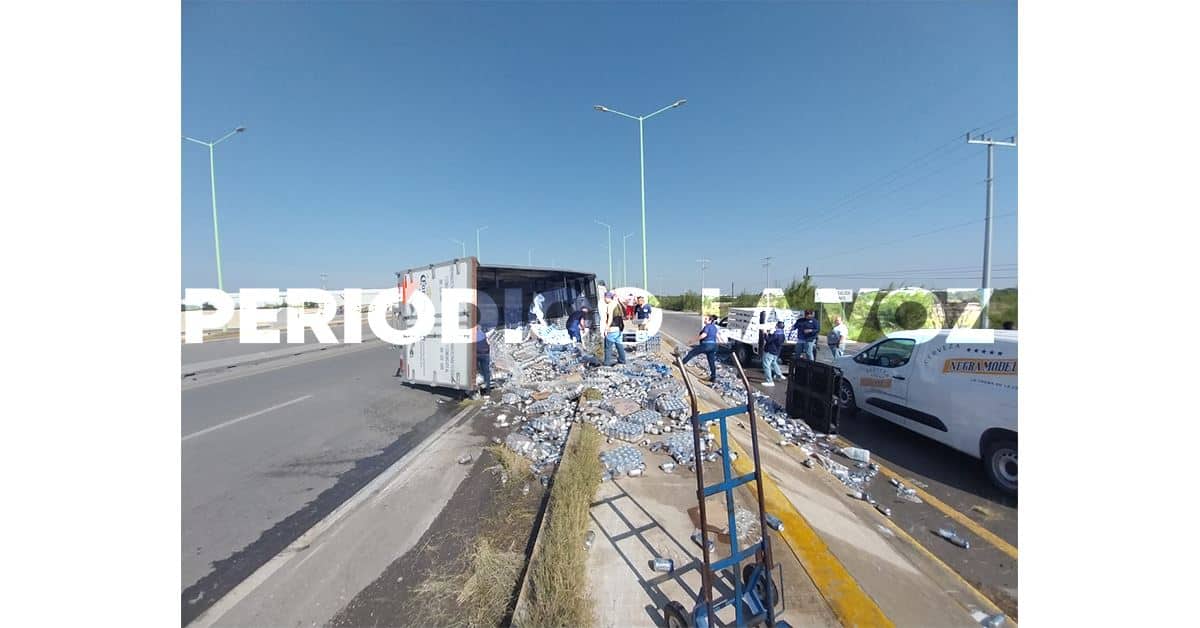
657,309,1019,616
182,317,374,367
181,338,459,623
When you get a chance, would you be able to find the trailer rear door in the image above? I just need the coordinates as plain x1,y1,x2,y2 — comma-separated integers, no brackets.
397,258,477,390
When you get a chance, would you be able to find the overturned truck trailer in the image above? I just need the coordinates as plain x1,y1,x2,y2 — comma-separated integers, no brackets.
394,257,598,392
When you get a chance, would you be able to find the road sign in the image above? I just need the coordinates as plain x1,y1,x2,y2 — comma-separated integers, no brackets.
816,288,854,303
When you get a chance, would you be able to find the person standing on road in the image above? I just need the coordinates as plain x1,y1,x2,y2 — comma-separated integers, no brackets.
475,325,492,392
761,321,786,387
792,309,820,361
601,291,627,366
635,295,652,331
828,316,849,359
681,314,721,381
566,306,591,344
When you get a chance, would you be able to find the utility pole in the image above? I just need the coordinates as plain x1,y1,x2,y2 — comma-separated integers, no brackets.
696,258,711,322
761,256,773,290
967,132,1017,328
320,273,327,290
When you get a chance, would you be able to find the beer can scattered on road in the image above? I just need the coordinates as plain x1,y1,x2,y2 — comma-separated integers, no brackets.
651,557,674,573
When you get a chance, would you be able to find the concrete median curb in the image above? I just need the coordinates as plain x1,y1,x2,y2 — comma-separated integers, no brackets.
510,423,578,624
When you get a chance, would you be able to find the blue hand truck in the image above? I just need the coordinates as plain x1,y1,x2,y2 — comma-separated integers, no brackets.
663,352,792,628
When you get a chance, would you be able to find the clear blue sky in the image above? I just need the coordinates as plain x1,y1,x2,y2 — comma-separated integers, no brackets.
183,0,1017,295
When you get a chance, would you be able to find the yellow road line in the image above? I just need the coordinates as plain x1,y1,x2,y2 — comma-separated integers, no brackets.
669,367,892,627
657,334,1014,622
875,513,1018,627
834,438,1019,561
659,338,891,625
719,428,894,628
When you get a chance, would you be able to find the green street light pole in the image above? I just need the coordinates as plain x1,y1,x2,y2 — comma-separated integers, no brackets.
475,225,488,262
184,126,245,291
594,99,686,291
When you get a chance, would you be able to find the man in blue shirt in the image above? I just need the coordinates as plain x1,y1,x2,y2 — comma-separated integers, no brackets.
681,315,721,381
475,325,492,392
635,296,652,330
792,309,820,361
566,306,591,344
761,321,787,387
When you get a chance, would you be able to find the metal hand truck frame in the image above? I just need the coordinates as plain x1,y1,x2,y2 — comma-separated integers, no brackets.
662,352,792,628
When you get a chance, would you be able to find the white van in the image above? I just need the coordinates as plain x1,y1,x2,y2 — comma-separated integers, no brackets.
833,329,1017,494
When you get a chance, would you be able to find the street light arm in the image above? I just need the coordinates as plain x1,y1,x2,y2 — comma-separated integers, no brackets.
211,127,245,146
182,136,210,147
648,99,686,121
643,103,678,120
596,106,640,121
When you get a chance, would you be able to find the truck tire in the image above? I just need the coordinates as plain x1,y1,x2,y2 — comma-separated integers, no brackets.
983,437,1017,496
736,342,752,367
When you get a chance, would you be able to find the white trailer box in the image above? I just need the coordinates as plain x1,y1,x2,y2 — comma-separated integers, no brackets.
394,258,598,392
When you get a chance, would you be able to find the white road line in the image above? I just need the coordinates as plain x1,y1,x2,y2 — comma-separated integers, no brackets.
182,395,313,442
186,404,478,628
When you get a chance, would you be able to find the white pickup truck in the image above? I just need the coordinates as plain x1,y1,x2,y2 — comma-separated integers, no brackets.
718,306,802,365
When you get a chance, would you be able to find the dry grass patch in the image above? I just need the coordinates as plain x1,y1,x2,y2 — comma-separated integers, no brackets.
488,443,533,480
414,538,526,628
518,426,603,628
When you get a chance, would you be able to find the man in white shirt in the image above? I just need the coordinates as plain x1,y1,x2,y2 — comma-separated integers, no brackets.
828,316,850,359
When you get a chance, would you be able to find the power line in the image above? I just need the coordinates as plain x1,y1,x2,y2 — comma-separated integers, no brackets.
823,176,986,240
807,146,980,234
806,112,1016,224
813,264,1017,278
809,212,1017,263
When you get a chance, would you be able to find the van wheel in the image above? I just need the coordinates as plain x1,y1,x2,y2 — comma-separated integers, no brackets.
983,438,1017,496
838,379,857,415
